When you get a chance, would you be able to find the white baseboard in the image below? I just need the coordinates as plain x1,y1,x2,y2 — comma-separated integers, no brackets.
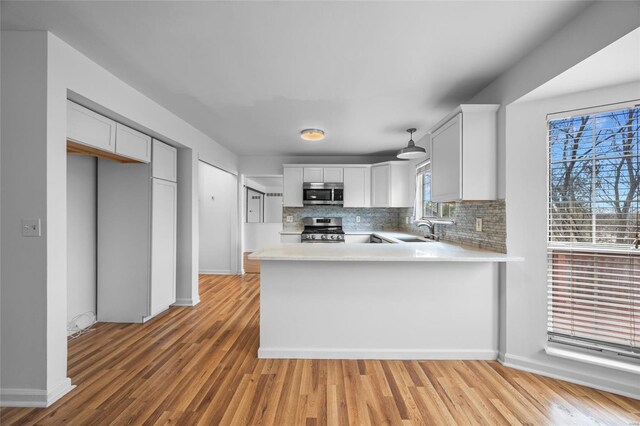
1,378,74,408
258,348,498,360
199,269,232,275
172,297,200,307
499,353,640,400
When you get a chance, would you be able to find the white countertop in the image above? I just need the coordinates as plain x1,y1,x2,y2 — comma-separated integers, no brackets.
251,232,522,263
280,230,396,235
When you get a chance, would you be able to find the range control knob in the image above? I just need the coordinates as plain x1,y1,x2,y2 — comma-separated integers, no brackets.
331,235,336,240
311,235,316,239
321,235,327,240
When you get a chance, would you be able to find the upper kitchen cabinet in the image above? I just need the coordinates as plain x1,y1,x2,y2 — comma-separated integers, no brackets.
67,100,116,153
152,140,177,182
283,167,304,207
303,167,324,182
430,104,499,202
302,167,344,183
115,123,152,163
323,167,344,183
371,161,411,208
343,166,370,207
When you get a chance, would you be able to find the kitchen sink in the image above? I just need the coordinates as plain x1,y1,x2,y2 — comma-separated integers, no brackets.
397,237,433,243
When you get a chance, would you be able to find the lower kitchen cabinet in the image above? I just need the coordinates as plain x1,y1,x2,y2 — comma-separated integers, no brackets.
97,159,177,323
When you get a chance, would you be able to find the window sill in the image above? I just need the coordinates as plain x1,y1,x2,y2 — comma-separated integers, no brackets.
546,344,640,375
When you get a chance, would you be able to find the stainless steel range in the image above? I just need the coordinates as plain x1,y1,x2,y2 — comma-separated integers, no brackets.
300,217,345,243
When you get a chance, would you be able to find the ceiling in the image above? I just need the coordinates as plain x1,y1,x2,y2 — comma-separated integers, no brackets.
518,27,640,103
246,176,284,190
1,1,592,156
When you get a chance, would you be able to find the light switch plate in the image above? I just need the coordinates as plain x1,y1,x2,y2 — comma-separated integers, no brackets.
286,216,293,223
405,217,409,224
22,218,41,237
475,218,483,232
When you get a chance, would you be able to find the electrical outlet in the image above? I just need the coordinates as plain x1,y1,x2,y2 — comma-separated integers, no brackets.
22,218,41,237
475,218,483,232
286,216,293,223
356,216,361,223
405,216,409,224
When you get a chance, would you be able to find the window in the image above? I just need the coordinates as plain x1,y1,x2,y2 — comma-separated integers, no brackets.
547,102,640,359
415,161,455,219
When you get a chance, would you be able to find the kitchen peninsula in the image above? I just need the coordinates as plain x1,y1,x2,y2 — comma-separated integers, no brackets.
251,235,521,360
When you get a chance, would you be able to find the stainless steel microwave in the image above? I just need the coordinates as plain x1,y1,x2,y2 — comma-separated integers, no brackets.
303,182,344,206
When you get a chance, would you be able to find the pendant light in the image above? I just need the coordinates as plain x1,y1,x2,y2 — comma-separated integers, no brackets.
397,128,426,159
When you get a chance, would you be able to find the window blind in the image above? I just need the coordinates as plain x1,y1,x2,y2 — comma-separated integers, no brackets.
547,104,640,359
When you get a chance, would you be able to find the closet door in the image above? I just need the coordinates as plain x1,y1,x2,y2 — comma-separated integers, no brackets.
150,178,177,316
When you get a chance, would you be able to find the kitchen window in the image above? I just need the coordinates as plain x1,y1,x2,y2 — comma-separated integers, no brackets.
547,102,640,361
416,161,455,219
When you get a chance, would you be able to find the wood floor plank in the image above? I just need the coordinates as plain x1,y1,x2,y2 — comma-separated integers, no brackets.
2,273,639,425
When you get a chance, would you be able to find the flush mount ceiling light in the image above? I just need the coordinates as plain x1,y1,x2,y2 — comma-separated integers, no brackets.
300,128,325,141
397,128,427,159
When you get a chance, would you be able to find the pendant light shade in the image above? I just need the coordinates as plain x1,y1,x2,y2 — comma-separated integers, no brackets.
397,128,426,159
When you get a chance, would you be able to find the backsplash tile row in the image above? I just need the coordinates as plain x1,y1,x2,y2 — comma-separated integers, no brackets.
283,200,506,253
283,207,400,232
399,200,507,252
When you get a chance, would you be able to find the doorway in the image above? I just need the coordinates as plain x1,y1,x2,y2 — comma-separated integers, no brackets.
242,175,284,273
246,187,264,223
198,161,239,274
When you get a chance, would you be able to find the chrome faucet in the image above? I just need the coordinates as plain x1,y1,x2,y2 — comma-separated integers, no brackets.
414,220,437,240
413,218,455,241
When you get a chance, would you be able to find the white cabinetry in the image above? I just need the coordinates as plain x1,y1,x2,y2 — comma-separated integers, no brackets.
371,161,411,207
152,139,177,181
115,123,152,163
150,178,177,317
283,167,304,207
302,167,344,183
303,167,324,182
67,100,116,152
323,167,344,183
97,142,177,323
429,104,499,202
67,100,152,163
343,166,370,207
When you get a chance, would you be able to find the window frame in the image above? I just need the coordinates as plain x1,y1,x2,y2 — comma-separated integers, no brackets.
546,100,640,361
415,161,455,220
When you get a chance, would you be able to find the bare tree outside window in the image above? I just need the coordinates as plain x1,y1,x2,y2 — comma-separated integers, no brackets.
549,107,639,247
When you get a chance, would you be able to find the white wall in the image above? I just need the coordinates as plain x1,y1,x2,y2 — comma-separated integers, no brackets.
199,162,240,274
505,81,640,398
66,155,97,329
469,1,640,199
1,31,240,406
1,31,57,406
458,1,640,398
243,223,283,252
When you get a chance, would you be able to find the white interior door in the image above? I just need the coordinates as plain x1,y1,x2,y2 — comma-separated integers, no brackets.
199,161,239,274
150,178,177,316
247,189,263,223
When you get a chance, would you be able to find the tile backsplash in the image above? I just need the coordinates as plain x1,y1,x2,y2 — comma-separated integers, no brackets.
283,206,401,232
284,200,506,253
399,200,506,252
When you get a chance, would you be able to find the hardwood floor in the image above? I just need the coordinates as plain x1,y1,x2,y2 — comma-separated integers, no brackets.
243,252,260,274
2,274,639,425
